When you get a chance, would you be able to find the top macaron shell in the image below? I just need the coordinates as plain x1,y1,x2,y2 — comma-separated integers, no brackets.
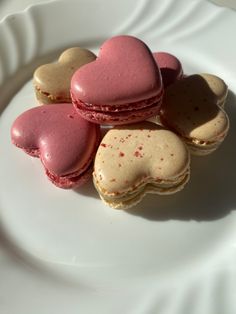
34,47,96,103
71,35,163,105
11,104,99,177
198,73,228,107
153,52,183,87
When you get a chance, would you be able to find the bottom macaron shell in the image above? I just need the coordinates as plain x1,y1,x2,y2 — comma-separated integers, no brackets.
94,170,190,210
46,163,93,189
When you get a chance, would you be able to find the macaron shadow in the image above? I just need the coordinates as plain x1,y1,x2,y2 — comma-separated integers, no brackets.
164,75,223,135
73,125,111,198
73,179,99,199
126,90,236,222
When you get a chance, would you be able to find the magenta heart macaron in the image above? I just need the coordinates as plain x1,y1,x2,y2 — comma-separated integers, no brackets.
11,104,101,188
153,52,183,88
71,35,163,125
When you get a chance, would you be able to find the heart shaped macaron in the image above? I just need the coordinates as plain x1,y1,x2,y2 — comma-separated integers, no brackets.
34,47,96,104
71,35,163,125
93,122,190,209
197,73,228,108
153,52,183,87
11,104,100,188
160,75,229,155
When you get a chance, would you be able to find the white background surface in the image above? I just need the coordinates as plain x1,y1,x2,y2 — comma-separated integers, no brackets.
0,0,236,314
0,0,235,21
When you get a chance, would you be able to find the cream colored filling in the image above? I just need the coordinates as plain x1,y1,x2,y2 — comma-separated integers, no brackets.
35,85,71,101
93,169,190,209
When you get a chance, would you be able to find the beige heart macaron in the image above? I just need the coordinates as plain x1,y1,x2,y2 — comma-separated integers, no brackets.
33,47,96,104
93,122,190,209
159,75,229,156
199,73,228,108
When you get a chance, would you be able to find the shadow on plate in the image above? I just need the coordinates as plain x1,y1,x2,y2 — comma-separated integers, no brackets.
73,126,111,198
73,179,100,199
126,90,236,221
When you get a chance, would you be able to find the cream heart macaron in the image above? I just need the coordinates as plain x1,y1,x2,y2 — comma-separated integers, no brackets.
198,73,228,108
93,122,190,209
33,47,96,104
160,75,229,155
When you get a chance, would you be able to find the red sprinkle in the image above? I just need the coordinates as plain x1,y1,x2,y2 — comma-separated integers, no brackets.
119,152,125,157
134,151,143,157
101,143,107,147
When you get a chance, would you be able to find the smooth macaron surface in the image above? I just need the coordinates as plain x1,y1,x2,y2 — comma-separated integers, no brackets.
34,47,96,103
198,73,228,107
153,52,183,87
71,35,162,106
160,75,229,143
11,103,100,177
93,122,189,195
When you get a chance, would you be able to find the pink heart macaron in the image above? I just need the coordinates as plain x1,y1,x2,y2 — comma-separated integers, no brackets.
71,35,163,125
11,104,101,188
153,52,183,88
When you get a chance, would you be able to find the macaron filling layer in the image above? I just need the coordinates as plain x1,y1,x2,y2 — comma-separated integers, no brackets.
94,169,190,198
160,114,229,146
94,170,190,209
35,86,71,103
72,92,163,125
72,93,162,112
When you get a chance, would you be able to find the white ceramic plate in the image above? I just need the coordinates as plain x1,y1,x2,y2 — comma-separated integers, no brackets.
1,0,236,313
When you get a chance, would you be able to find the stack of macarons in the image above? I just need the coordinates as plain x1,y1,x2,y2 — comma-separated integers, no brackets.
11,35,230,209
